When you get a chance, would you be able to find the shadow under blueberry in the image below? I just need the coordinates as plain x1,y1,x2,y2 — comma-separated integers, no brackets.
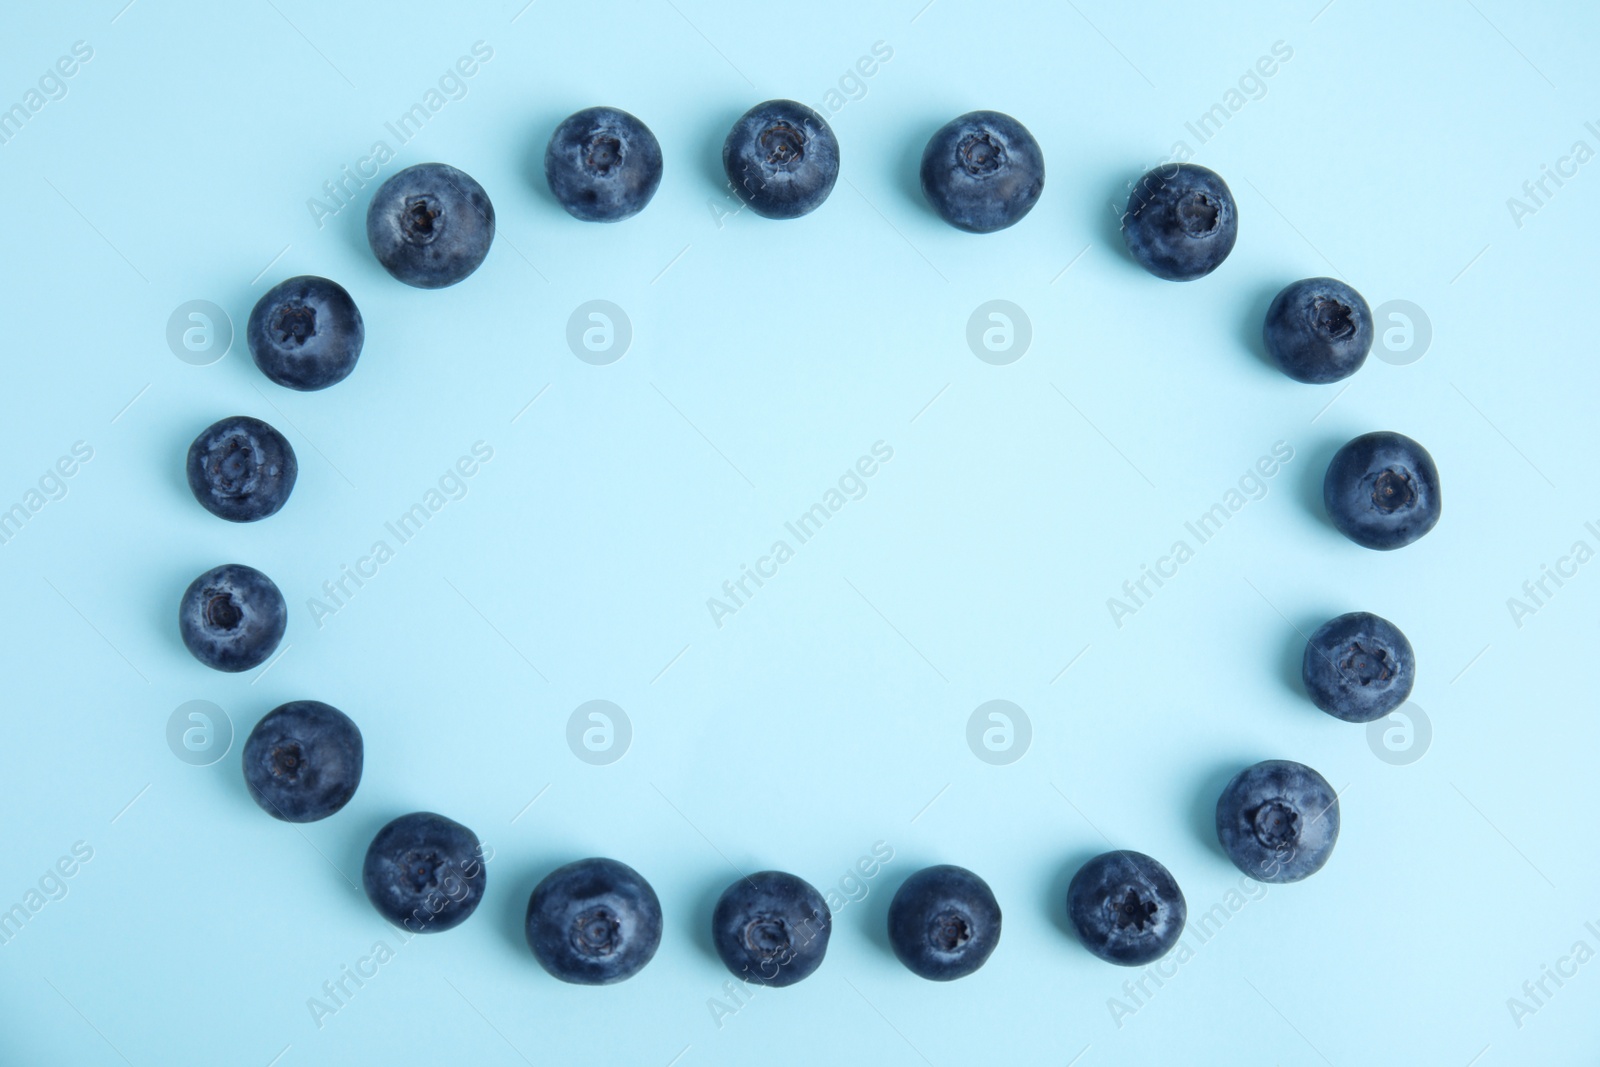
153,558,205,661
697,108,747,211
209,276,264,377
334,811,401,909
1277,616,1321,703
218,738,263,817
207,283,272,393
1046,849,1103,944
494,859,560,965
1296,434,1354,536
1238,281,1285,375
892,119,941,218
519,110,578,214
1095,171,1146,277
1189,760,1245,862
858,862,919,957
167,416,216,513
335,179,379,270
687,871,729,966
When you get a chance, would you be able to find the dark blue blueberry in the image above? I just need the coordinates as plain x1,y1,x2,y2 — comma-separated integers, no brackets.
1303,611,1415,723
722,100,839,220
1067,851,1186,966
1323,431,1441,549
545,107,663,222
1122,164,1238,281
1264,278,1374,384
712,870,831,987
242,701,362,823
919,111,1044,233
247,276,364,391
178,564,286,672
366,163,495,288
525,858,662,984
186,416,297,522
1216,760,1340,883
362,812,487,934
887,864,1001,981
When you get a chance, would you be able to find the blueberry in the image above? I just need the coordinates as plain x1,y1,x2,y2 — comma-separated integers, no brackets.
185,416,297,522
247,276,364,391
362,812,487,933
545,107,663,222
241,701,362,823
887,864,1001,980
178,564,286,672
1302,611,1416,723
722,100,839,220
1215,760,1340,883
919,111,1045,233
1264,278,1374,384
525,858,662,984
1122,164,1238,281
1067,851,1186,966
712,870,831,986
366,163,495,288
1323,431,1441,549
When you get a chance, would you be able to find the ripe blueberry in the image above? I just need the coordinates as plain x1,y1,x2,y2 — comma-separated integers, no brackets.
366,163,495,288
887,864,1001,980
722,100,839,220
1215,760,1340,883
526,858,662,984
242,701,362,823
247,276,364,391
1067,850,1186,966
1123,164,1238,281
1323,431,1441,549
919,111,1044,233
712,870,831,986
178,563,286,672
186,416,296,522
362,812,487,933
545,107,663,222
1303,611,1416,723
1264,277,1375,384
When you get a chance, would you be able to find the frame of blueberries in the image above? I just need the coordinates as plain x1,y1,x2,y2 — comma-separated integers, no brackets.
197,101,1437,986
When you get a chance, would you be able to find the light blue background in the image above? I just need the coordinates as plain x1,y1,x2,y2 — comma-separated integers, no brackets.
2,0,1597,1063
